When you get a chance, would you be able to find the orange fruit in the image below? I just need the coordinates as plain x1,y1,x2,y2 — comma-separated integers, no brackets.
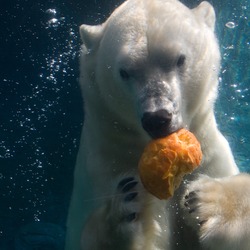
138,129,202,199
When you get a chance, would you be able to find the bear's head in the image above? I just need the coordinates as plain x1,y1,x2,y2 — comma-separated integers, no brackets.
80,0,220,139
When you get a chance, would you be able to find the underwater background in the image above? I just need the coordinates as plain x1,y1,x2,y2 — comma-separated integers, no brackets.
0,0,249,249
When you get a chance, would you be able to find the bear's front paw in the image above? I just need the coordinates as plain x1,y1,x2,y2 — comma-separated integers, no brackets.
182,174,250,250
108,176,144,226
117,177,140,222
183,176,232,230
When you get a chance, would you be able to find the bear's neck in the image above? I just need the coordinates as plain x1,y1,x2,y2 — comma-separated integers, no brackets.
82,103,150,183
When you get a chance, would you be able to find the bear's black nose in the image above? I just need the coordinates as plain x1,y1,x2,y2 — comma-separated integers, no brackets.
141,109,173,139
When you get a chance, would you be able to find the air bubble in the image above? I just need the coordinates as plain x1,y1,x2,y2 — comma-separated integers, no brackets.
45,9,57,15
225,21,236,29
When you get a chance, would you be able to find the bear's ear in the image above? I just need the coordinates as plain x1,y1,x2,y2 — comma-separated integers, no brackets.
193,1,216,30
79,24,104,51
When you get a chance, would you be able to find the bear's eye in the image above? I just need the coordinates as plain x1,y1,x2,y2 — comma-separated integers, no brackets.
119,69,130,81
177,55,186,67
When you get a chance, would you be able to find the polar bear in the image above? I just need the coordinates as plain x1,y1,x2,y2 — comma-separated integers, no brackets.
66,0,250,249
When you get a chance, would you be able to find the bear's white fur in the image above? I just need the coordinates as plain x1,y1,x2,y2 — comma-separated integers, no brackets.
66,0,250,249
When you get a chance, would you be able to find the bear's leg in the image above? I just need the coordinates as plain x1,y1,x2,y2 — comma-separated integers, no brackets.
183,174,250,250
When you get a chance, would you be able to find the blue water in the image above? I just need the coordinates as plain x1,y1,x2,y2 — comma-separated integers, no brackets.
0,0,249,249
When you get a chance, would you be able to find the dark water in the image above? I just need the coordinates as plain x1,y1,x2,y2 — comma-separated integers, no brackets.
0,0,249,249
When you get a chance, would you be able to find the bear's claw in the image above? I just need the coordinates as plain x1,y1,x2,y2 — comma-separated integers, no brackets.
118,177,135,189
124,212,137,222
184,191,199,214
124,192,138,202
121,180,138,193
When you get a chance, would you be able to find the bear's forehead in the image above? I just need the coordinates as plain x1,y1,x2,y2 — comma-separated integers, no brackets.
104,0,201,47
106,0,198,30
103,17,200,58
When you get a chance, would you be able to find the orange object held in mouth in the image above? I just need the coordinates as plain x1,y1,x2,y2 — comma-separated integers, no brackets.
138,128,202,200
